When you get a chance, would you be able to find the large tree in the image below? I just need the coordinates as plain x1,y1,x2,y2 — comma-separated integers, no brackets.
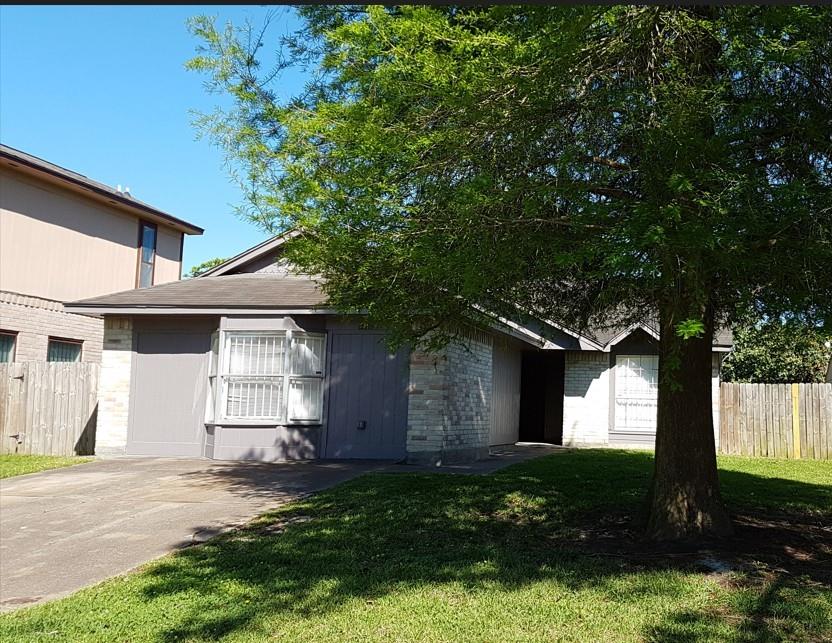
188,6,832,540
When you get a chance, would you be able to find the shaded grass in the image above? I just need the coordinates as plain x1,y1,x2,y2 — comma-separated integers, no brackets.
0,450,829,642
0,454,93,479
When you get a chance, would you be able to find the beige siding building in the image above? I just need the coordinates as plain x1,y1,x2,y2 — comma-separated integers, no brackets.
0,145,202,364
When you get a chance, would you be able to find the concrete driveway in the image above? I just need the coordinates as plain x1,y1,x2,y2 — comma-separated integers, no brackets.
0,457,385,612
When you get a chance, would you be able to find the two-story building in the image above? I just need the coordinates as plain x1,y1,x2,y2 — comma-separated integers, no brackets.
0,145,203,363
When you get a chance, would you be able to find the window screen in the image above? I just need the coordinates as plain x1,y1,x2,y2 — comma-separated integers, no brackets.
138,222,157,288
0,332,15,363
47,339,82,362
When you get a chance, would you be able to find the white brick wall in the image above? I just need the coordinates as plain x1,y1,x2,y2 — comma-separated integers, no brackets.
0,292,103,362
562,350,724,448
562,352,610,446
96,317,133,455
406,329,493,464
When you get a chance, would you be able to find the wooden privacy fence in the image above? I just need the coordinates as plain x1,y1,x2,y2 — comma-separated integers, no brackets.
0,363,99,456
720,383,831,460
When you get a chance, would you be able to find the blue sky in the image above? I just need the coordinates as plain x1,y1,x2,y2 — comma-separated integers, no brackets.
0,5,305,271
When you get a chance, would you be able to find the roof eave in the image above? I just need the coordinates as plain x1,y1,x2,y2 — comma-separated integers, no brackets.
199,229,302,277
63,305,339,316
0,146,203,235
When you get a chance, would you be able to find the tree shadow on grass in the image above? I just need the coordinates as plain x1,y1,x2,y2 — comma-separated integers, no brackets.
133,451,831,641
647,573,832,642
10,450,829,642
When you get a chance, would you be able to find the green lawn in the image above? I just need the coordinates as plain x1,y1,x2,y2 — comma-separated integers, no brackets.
1,450,829,642
0,454,93,480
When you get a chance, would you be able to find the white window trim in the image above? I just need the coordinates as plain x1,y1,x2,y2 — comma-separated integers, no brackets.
613,354,659,434
0,331,17,363
214,329,326,426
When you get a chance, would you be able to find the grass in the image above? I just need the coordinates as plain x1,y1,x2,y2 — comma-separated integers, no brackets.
0,454,93,479
0,450,829,642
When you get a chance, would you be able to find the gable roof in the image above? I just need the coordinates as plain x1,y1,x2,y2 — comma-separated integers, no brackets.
67,230,733,350
588,321,732,350
0,144,203,235
199,230,302,277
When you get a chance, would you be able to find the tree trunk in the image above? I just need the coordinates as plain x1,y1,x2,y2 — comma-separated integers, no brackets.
647,302,733,540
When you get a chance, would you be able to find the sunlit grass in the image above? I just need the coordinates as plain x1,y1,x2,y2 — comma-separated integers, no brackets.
0,454,93,480
1,450,829,642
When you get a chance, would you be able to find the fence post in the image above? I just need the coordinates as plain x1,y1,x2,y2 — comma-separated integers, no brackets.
791,383,801,459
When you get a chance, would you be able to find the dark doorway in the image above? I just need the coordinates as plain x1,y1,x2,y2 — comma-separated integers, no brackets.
519,352,565,445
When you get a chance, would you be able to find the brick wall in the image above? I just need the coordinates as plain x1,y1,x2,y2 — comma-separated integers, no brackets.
563,350,724,448
562,351,610,446
406,329,493,464
0,291,103,362
95,317,133,455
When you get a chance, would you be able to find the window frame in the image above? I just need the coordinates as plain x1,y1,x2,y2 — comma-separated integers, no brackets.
214,329,326,426
47,337,83,363
136,220,158,288
0,330,17,363
613,354,659,433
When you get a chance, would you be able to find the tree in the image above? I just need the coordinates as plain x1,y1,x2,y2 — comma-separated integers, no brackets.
722,317,832,383
188,6,832,540
185,257,228,278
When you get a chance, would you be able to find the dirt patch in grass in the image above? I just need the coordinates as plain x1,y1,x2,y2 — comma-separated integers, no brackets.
568,508,832,585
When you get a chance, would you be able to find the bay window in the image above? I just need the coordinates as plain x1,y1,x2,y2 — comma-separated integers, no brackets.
215,330,325,424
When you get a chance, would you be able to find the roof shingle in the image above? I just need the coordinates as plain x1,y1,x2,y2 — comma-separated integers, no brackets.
68,274,327,310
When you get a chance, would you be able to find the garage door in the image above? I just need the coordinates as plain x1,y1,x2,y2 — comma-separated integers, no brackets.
324,332,409,459
614,355,659,433
127,332,210,456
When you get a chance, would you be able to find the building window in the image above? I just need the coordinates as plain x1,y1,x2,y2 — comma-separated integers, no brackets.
137,221,157,288
218,331,325,424
0,332,16,363
47,338,82,362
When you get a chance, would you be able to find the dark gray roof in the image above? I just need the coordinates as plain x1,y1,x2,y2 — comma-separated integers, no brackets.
199,230,301,277
0,144,203,235
586,322,732,348
67,274,328,310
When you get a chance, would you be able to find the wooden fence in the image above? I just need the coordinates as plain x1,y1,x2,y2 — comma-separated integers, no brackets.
720,383,831,460
0,363,99,456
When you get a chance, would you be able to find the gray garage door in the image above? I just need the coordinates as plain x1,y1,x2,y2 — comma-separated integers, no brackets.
324,332,409,459
127,332,209,457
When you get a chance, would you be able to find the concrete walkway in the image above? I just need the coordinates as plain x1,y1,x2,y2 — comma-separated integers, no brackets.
0,458,386,612
0,445,560,612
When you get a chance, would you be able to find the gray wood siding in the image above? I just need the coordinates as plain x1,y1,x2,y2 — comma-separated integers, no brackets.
490,341,522,446
127,331,210,456
324,331,409,459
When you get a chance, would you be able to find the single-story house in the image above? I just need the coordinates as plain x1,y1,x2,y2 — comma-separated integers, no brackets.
66,232,732,464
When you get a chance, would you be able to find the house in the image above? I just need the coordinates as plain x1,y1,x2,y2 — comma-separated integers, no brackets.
66,232,731,464
0,145,203,364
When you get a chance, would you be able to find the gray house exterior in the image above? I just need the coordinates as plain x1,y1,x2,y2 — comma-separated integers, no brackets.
67,233,732,464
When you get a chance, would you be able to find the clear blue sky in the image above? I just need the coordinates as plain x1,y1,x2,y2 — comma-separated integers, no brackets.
0,5,305,271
